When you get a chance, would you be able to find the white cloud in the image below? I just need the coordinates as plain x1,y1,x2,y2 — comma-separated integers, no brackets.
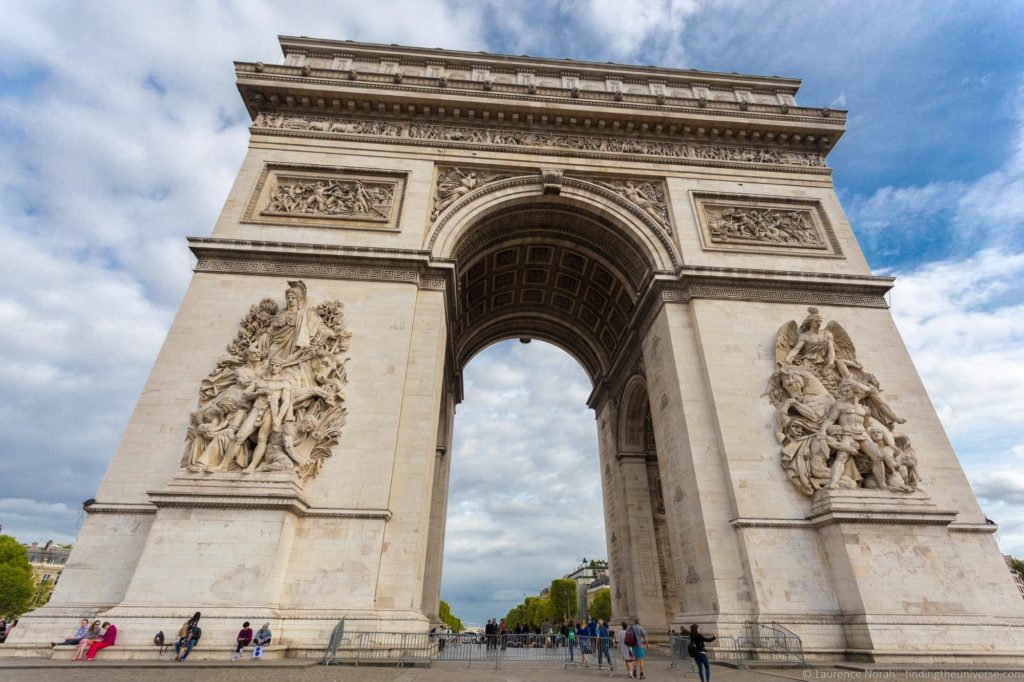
442,341,604,624
888,251,1024,553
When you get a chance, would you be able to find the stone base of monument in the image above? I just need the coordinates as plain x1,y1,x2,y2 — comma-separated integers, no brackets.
2,472,417,660
2,608,428,660
669,489,1024,664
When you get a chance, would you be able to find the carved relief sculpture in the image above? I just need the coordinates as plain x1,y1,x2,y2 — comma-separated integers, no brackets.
765,307,918,497
596,179,672,233
432,167,512,219
692,193,842,257
264,178,394,220
243,164,406,230
253,113,827,169
181,280,351,482
707,206,821,246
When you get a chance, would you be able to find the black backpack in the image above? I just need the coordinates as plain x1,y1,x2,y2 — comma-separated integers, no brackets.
154,631,164,646
687,636,699,658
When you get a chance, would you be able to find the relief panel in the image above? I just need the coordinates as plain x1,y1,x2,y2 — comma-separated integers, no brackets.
692,192,843,258
244,163,407,230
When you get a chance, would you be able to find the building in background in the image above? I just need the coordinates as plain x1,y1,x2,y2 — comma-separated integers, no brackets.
24,541,71,586
565,559,608,621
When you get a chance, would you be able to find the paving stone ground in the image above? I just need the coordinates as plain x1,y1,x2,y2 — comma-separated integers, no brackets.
2,659,1024,682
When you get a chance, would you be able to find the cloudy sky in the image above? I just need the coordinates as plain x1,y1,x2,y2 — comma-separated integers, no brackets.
1,1,1022,626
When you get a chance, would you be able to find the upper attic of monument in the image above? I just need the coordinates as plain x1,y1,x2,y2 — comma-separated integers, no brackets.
235,36,846,163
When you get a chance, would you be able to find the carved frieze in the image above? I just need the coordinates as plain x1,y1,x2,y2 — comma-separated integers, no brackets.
181,281,351,484
693,193,842,257
595,179,672,234
765,307,920,497
432,167,513,219
252,113,828,171
245,164,406,230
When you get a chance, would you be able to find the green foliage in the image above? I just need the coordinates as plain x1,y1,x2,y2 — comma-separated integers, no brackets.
32,580,55,609
438,599,463,632
548,578,578,622
526,596,551,627
1008,557,1024,576
590,588,612,622
0,536,35,619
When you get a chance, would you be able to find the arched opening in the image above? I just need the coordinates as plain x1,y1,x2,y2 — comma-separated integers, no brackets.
427,188,681,634
440,339,604,627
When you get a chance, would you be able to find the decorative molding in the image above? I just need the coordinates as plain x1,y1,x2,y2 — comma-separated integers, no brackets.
244,163,407,231
84,502,157,515
427,173,682,269
692,192,842,257
251,113,830,173
540,168,564,195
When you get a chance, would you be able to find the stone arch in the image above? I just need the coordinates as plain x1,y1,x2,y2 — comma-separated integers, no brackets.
618,374,652,454
441,179,675,388
428,173,679,272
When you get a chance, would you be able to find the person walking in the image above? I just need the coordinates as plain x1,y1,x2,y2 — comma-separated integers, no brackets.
629,618,649,679
596,618,614,671
73,620,102,661
689,623,717,682
84,621,117,660
174,612,202,662
232,621,253,661
618,620,636,678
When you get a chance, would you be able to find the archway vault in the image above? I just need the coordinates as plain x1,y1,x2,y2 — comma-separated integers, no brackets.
441,186,673,386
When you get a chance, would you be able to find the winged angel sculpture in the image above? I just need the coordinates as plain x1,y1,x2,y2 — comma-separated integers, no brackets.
765,307,920,496
179,280,351,483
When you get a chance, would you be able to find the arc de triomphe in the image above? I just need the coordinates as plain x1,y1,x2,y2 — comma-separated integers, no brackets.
11,37,1024,662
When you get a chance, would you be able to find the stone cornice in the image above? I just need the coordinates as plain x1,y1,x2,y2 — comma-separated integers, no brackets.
237,39,845,160
188,237,455,291
277,36,806,95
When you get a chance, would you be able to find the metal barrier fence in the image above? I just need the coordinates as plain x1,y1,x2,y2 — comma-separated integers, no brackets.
569,635,621,671
323,627,579,668
741,621,806,664
668,635,698,673
670,624,805,669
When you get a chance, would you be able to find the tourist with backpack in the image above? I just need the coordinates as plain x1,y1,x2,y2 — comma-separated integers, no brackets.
688,623,717,682
627,618,648,679
619,620,636,677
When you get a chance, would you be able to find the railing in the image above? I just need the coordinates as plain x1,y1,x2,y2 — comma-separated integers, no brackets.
668,635,698,672
323,630,436,666
323,627,632,669
670,624,805,668
741,621,806,664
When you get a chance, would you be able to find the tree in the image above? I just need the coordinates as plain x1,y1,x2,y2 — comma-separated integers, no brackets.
526,596,551,627
32,580,55,609
438,599,463,632
548,578,578,622
1008,556,1024,576
0,535,35,619
590,588,612,622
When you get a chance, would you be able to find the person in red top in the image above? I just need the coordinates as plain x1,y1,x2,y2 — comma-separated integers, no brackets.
85,622,116,660
232,621,254,661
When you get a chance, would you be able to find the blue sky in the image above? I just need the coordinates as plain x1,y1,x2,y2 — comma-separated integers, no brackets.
1,1,1022,627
